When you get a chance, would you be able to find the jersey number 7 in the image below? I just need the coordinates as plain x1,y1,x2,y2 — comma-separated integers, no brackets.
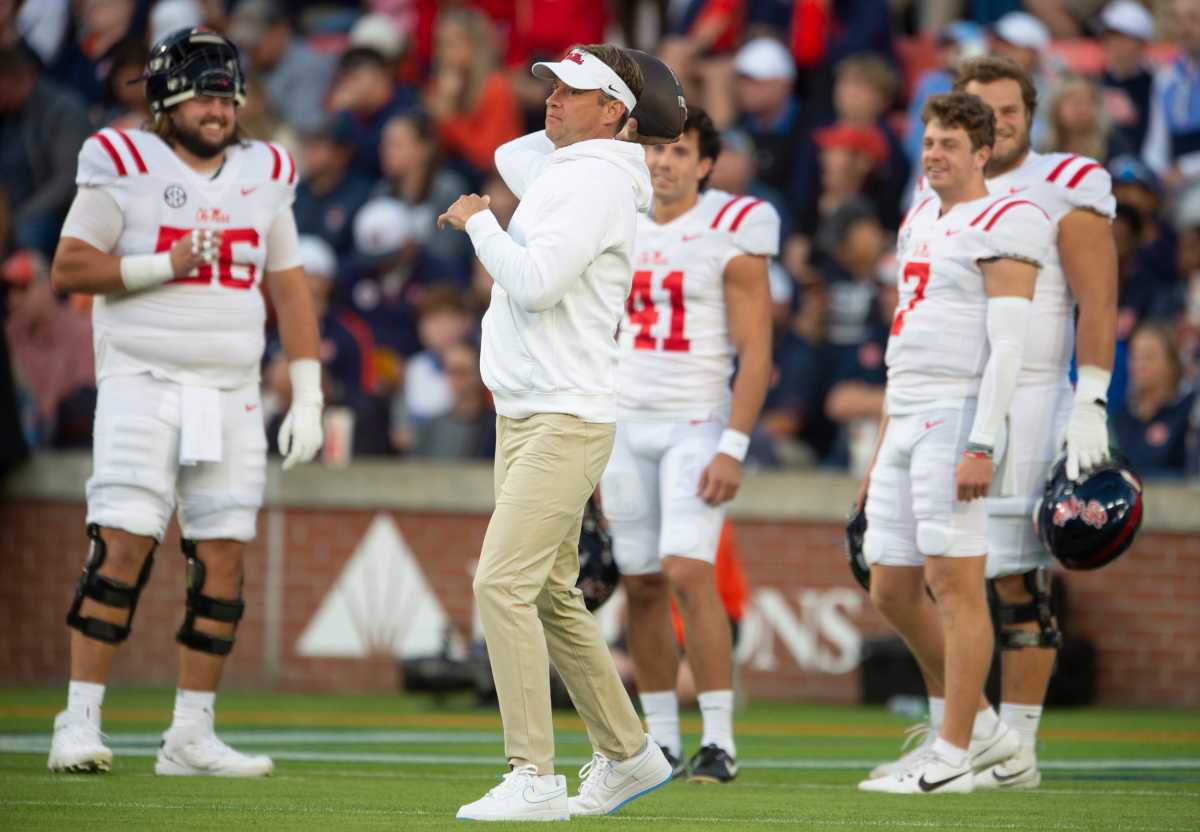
626,269,691,352
890,261,931,336
155,225,261,289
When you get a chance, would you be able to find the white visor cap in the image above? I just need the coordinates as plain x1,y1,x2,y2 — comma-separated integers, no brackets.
532,49,637,113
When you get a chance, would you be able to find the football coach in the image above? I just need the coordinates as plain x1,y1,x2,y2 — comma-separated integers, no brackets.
438,45,674,821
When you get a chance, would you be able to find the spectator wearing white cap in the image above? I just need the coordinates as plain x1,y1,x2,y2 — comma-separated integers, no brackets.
733,38,806,209
1101,1,1158,154
1143,0,1200,186
229,0,336,133
990,12,1050,77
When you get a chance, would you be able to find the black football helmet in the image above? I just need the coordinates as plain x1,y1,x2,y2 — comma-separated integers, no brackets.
577,496,619,612
846,500,870,592
1034,453,1144,571
141,27,246,115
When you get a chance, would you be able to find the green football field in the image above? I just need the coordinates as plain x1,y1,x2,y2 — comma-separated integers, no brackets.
1,688,1196,831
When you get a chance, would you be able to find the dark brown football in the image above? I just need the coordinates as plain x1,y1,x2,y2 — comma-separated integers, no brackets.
625,49,687,140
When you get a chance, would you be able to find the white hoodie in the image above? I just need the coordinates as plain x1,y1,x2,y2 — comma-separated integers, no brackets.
465,131,652,422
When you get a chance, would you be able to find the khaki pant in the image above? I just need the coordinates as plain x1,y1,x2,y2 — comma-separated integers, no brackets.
474,413,644,774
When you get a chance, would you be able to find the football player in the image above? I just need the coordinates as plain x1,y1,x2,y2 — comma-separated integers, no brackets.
856,92,1053,794
867,57,1119,790
600,107,776,784
46,28,323,776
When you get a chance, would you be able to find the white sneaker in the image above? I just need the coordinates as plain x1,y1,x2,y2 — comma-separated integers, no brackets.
568,735,673,816
48,710,112,773
455,765,569,821
859,750,974,795
969,720,1021,773
868,722,934,779
975,744,1041,790
155,722,273,777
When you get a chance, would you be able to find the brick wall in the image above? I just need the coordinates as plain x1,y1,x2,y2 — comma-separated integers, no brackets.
2,498,1197,705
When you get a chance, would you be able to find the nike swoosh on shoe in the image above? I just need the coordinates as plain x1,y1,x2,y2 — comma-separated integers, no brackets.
990,766,1033,784
918,770,969,792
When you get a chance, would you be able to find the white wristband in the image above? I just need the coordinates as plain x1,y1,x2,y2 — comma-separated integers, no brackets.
119,252,174,291
288,358,323,405
717,428,750,462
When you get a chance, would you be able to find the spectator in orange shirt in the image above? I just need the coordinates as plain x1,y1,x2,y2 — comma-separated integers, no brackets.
425,9,522,177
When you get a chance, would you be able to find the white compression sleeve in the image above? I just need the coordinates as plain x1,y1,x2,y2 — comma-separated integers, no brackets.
968,296,1032,448
266,210,302,273
60,187,124,251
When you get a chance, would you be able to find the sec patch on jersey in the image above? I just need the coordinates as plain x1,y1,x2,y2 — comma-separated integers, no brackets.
625,49,686,140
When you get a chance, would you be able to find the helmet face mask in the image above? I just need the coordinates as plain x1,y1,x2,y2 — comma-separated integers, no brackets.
1034,454,1144,571
143,27,246,116
845,501,870,592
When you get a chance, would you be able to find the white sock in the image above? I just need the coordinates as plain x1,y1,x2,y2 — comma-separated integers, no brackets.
639,690,681,759
1000,703,1042,751
67,681,105,728
972,704,1000,740
928,697,945,733
697,689,735,758
932,736,968,768
172,689,216,730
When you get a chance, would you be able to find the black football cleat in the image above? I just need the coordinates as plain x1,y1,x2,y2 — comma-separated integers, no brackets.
685,744,738,784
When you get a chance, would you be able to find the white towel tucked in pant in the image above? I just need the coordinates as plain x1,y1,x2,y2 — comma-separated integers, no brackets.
179,385,223,465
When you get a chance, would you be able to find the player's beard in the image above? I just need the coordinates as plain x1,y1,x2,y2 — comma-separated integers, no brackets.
170,114,237,159
985,125,1031,177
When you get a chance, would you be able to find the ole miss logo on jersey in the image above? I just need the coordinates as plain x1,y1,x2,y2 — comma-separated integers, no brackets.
1052,495,1108,530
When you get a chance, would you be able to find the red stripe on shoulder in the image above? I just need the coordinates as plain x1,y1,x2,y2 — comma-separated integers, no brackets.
92,132,127,177
729,198,764,232
1066,162,1101,189
267,143,282,180
285,149,297,185
1045,154,1079,183
983,199,1049,231
710,196,745,229
113,129,147,174
901,196,934,230
969,194,1013,227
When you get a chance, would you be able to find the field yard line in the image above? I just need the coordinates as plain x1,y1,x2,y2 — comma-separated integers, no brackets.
2,735,1198,774
2,705,1195,742
0,799,1195,831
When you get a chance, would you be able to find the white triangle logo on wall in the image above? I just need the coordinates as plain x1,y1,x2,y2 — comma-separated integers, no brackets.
297,514,465,660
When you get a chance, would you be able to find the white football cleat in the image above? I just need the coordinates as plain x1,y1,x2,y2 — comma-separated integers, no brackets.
568,735,673,816
858,749,974,794
47,710,112,773
154,723,273,777
455,765,569,821
975,744,1041,790
968,720,1021,773
869,722,934,779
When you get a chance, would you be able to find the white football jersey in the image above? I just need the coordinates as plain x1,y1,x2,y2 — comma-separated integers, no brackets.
75,127,298,388
616,189,780,420
985,152,1116,385
886,189,1054,415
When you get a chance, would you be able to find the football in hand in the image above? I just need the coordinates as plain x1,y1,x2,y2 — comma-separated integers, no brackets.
625,49,687,140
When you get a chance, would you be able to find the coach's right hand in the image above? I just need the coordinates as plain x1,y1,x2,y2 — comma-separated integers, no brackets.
169,230,223,276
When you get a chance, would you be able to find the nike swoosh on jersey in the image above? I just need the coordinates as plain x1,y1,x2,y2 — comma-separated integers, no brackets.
682,234,702,242
917,770,969,792
241,187,258,196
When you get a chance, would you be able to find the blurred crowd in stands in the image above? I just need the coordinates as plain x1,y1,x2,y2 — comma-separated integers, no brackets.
1,0,1198,480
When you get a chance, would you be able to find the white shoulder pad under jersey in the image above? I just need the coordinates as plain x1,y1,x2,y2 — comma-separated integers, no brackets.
989,151,1115,221
701,190,780,257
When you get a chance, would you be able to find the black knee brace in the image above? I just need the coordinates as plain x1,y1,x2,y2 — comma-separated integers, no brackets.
176,538,245,656
988,567,1062,650
66,524,156,644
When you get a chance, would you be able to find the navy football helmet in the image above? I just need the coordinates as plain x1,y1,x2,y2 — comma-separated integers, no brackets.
577,496,619,611
141,27,246,115
846,500,870,592
1034,453,1144,571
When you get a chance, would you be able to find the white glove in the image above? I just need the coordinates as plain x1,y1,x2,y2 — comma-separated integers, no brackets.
278,359,324,470
1065,365,1112,480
